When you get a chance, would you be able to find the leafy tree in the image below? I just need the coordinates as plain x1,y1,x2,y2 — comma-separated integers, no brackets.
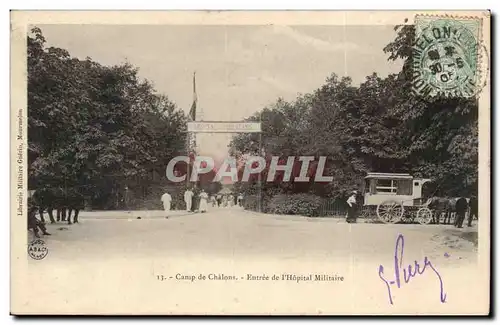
229,21,478,201
383,23,478,195
28,27,189,208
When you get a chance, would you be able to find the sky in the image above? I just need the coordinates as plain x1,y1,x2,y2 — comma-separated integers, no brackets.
39,24,403,160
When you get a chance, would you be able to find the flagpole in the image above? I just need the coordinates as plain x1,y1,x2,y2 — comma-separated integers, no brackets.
186,132,190,188
187,71,197,189
258,110,263,213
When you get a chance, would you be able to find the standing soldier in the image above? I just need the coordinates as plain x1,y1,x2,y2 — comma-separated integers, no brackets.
237,193,244,207
346,190,358,223
161,191,172,218
124,186,130,210
468,195,478,227
184,188,194,212
454,197,468,228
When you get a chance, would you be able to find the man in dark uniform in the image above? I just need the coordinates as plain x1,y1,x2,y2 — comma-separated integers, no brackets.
468,196,478,227
453,197,468,228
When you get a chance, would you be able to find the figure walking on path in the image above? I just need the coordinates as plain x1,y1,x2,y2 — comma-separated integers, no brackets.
161,191,172,218
184,188,194,212
346,191,358,224
199,190,208,213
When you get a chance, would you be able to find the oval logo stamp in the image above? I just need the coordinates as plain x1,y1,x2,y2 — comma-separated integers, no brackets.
412,16,482,98
28,239,48,260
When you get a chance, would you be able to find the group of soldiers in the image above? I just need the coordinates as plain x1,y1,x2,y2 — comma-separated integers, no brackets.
426,196,479,227
450,196,477,228
27,187,85,238
211,193,244,208
160,189,245,217
160,188,209,217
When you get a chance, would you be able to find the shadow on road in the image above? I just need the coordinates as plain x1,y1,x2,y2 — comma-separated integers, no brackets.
444,228,479,247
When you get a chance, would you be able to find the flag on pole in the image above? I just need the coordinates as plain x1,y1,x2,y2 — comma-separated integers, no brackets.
189,72,197,121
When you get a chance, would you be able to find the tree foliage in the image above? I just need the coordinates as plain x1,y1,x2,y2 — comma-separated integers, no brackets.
28,27,190,208
230,22,478,199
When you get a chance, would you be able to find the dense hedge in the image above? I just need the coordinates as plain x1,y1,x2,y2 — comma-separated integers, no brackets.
242,195,267,212
267,193,323,217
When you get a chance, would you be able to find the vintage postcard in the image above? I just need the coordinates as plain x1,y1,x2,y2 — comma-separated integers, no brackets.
10,10,491,315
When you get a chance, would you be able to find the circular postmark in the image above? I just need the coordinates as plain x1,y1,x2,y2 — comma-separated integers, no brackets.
412,18,481,98
28,239,48,260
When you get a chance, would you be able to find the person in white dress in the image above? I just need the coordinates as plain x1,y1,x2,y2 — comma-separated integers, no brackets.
199,190,209,213
184,188,194,212
161,191,172,218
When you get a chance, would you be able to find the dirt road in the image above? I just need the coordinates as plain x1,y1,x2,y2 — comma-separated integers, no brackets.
15,208,486,315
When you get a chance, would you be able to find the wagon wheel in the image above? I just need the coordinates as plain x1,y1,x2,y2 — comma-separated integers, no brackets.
359,206,371,219
376,200,404,224
415,207,433,225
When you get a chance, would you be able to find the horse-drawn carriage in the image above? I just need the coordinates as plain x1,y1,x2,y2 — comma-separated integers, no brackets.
360,172,435,224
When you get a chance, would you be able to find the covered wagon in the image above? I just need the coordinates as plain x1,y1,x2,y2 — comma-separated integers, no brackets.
361,172,434,224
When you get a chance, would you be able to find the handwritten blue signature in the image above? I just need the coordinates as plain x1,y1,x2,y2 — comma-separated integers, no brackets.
378,234,447,305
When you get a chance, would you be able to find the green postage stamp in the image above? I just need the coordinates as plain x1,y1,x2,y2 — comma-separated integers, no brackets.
412,16,482,98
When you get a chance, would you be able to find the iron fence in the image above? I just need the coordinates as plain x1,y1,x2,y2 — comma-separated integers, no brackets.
318,198,348,217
